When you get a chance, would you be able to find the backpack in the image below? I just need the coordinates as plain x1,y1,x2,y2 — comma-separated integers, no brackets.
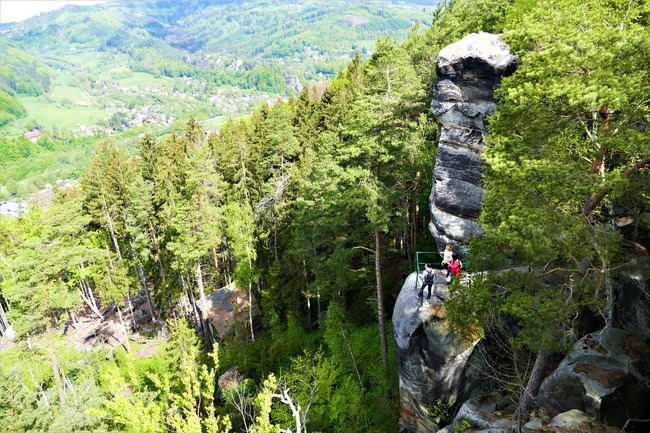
424,269,434,283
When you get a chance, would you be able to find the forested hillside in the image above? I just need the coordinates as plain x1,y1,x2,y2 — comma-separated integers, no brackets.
1,0,649,432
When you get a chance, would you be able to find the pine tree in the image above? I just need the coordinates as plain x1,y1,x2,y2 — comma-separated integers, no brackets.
464,0,650,421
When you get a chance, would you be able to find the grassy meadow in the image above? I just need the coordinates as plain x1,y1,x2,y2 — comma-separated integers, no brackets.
19,96,109,129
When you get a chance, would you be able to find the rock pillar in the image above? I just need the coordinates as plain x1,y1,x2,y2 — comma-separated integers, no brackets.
429,32,517,250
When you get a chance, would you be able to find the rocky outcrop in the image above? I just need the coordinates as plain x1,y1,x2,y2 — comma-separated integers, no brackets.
439,403,619,433
537,327,650,427
200,283,253,339
392,271,477,433
393,32,517,433
616,257,650,342
429,32,517,250
398,31,650,433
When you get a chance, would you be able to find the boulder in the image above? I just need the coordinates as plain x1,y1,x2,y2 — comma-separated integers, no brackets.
218,366,243,391
200,283,253,339
537,327,650,428
217,365,243,400
441,401,618,433
547,409,592,431
440,394,517,433
429,32,517,250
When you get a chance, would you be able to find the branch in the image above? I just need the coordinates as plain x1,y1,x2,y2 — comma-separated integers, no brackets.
623,156,650,177
621,239,649,255
352,246,376,255
584,156,650,216
621,418,650,433
271,387,302,433
541,268,584,277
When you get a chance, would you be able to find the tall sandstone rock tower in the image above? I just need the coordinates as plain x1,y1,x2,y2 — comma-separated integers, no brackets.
392,33,517,433
429,32,517,251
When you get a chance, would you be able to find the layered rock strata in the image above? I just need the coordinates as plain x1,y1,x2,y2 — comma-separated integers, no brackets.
429,32,517,250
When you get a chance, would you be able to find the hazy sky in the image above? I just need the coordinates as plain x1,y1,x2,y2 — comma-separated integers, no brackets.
0,0,110,24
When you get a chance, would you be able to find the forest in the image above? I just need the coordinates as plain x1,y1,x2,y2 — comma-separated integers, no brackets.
1,0,649,432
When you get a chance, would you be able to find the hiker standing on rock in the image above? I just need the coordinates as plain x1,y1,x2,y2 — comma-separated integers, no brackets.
441,243,454,278
417,263,435,300
447,253,462,281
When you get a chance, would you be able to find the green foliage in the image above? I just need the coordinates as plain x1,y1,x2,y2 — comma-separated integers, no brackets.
453,416,472,433
1,193,99,335
252,374,281,433
431,399,450,422
0,135,40,165
0,134,101,198
248,66,287,93
0,36,53,96
93,320,232,432
458,0,650,360
224,201,256,286
0,1,436,195
319,302,399,431
0,337,112,433
0,89,27,128
4,1,648,431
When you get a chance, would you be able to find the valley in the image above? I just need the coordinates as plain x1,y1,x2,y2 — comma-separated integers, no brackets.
0,0,439,200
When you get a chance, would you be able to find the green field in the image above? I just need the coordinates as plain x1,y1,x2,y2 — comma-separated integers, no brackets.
49,85,95,106
59,50,103,68
19,96,109,129
117,72,169,88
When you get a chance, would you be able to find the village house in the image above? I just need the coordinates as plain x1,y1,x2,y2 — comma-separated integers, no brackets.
23,130,41,143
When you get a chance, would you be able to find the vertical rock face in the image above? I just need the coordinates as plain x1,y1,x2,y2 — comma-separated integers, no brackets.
616,257,650,343
392,272,476,433
429,32,517,250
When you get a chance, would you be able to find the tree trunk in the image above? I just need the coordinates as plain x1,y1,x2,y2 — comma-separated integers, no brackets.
317,291,321,317
514,353,551,423
102,202,122,260
148,216,166,283
248,276,255,342
128,238,156,323
181,273,200,328
78,287,104,320
302,257,312,329
116,306,132,352
48,336,65,404
79,264,102,319
67,309,78,326
135,261,156,323
196,262,213,351
375,229,388,368
0,301,7,336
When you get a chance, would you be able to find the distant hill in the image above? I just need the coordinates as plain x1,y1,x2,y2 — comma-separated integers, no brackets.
0,36,53,97
0,0,439,136
0,0,439,198
3,0,437,83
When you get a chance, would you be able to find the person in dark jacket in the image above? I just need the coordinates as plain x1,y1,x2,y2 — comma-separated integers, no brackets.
417,263,435,300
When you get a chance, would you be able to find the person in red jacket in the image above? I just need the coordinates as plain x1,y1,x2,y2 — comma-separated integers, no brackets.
447,253,462,280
